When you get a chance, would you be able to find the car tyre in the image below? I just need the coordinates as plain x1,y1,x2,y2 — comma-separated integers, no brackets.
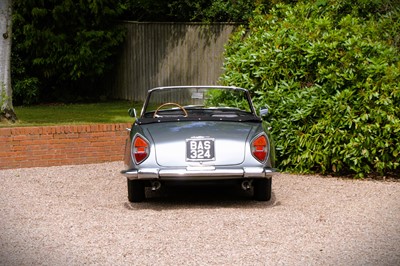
127,179,145,202
254,178,272,201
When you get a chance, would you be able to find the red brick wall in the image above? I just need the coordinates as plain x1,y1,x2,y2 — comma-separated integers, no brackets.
0,123,132,169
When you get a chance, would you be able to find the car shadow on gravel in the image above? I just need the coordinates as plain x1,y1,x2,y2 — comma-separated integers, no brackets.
123,184,279,210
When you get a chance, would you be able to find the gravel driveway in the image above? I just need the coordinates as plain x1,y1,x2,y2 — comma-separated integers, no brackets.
1,162,399,265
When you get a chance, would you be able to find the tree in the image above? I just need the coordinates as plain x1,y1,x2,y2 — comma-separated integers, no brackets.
121,0,262,22
12,0,126,104
0,0,17,122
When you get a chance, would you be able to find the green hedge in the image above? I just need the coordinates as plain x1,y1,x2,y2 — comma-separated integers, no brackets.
220,2,400,177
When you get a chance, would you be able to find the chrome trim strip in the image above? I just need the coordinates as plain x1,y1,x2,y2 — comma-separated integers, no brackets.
160,168,244,177
186,166,216,171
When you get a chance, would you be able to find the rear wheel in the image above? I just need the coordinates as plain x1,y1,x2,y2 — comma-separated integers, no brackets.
253,178,272,201
127,179,145,202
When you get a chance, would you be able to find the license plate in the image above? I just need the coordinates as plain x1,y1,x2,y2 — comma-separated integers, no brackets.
186,138,215,161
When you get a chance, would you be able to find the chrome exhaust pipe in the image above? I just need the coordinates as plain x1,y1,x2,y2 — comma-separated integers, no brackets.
151,181,161,191
241,180,252,191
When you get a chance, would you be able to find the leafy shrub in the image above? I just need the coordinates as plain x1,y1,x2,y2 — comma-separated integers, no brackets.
220,1,400,177
13,77,40,106
11,51,40,105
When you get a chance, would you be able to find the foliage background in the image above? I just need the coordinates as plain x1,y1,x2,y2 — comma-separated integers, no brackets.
119,0,296,22
11,0,295,105
220,0,400,177
12,0,126,104
10,0,400,177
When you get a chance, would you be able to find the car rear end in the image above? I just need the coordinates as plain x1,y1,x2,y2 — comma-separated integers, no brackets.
121,86,276,202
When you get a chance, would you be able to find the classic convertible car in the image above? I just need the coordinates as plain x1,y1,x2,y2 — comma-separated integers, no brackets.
121,86,276,202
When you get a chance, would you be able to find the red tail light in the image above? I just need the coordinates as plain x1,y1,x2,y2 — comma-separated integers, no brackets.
251,134,268,162
133,134,149,164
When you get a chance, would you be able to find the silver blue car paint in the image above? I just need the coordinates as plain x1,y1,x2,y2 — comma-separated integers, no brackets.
122,86,276,181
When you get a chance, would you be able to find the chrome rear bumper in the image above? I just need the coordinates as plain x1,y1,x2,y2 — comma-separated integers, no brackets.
121,167,276,180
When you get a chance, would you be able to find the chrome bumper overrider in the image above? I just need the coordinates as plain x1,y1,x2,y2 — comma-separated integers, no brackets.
121,167,276,180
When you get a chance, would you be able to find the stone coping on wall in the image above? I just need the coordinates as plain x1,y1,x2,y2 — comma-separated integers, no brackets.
0,123,132,170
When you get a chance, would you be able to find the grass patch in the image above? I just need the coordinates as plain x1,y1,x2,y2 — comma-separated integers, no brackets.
1,101,140,127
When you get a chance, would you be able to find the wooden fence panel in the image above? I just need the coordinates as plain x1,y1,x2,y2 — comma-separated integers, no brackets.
108,22,238,102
